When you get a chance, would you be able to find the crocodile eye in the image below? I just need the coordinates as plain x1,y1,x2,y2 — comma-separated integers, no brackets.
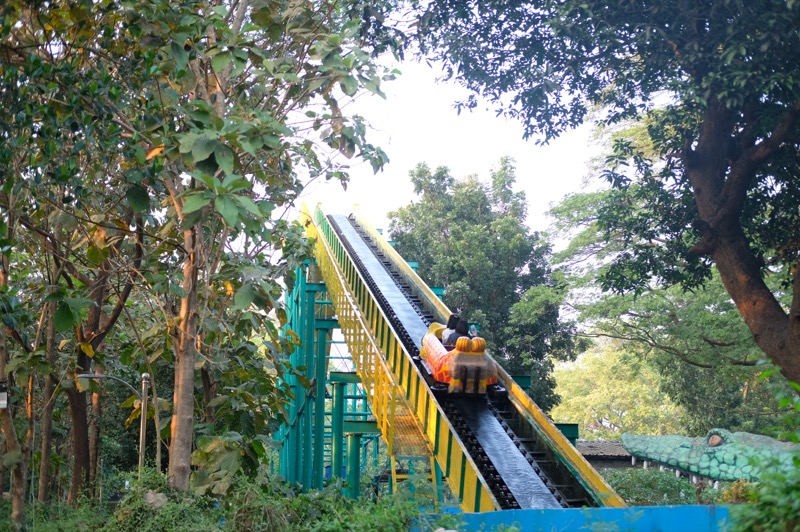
708,434,724,447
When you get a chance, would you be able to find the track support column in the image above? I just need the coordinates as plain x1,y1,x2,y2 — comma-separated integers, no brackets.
312,321,337,489
330,372,361,480
343,420,380,499
346,434,361,498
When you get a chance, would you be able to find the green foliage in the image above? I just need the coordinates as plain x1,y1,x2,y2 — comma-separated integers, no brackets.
603,468,695,506
0,0,394,517
732,456,800,532
550,161,791,433
105,470,217,532
224,479,422,532
388,158,585,411
12,500,111,532
719,480,757,504
408,0,800,390
551,343,685,440
190,430,277,496
19,469,427,532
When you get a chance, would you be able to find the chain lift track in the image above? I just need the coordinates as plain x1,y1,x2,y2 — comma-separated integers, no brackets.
301,204,626,512
329,215,531,509
344,214,597,509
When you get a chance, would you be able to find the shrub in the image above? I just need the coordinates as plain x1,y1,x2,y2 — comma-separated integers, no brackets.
103,468,218,532
731,457,800,532
603,468,695,506
9,468,428,532
721,480,756,504
223,476,422,531
20,498,110,532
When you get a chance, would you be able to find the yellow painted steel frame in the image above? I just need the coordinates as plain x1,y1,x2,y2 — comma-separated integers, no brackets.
300,206,424,459
352,210,626,508
303,204,499,512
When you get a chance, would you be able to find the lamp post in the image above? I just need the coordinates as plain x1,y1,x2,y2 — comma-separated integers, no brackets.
77,373,149,480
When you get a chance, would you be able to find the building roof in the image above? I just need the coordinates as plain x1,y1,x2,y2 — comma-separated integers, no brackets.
576,440,631,459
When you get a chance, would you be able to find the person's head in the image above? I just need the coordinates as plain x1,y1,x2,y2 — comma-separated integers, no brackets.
447,314,460,329
456,319,469,335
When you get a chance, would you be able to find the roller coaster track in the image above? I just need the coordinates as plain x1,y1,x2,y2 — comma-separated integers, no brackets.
300,203,625,512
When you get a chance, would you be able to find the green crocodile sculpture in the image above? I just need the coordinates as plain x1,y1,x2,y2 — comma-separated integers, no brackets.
621,429,800,481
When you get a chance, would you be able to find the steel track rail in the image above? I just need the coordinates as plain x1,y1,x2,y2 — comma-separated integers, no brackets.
349,210,626,509
331,215,529,509
302,204,499,511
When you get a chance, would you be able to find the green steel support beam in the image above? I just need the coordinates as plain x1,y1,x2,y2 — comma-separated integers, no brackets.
290,264,307,484
344,420,380,498
313,327,328,489
342,420,381,435
281,266,342,489
302,284,318,489
433,458,444,507
329,372,362,383
330,372,360,480
332,382,346,480
346,433,361,498
313,321,338,490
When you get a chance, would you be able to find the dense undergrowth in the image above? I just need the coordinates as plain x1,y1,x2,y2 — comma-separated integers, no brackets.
4,464,800,531
603,468,697,506
0,468,455,532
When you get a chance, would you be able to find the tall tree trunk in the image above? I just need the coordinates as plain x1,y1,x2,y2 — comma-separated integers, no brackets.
38,301,57,503
0,318,26,529
0,217,26,528
0,407,25,528
66,351,91,503
88,372,102,493
687,101,800,384
168,225,199,490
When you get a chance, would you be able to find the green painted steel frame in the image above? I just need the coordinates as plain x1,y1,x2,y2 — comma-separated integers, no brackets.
278,261,349,490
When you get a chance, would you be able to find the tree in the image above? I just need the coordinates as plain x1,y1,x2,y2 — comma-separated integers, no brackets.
550,342,685,440
411,0,800,386
1,0,389,524
388,158,583,411
547,129,792,433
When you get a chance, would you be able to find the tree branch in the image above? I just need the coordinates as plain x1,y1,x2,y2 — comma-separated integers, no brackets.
719,101,800,224
91,215,144,349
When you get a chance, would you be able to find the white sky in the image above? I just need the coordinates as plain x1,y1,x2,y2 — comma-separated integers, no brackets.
299,60,602,235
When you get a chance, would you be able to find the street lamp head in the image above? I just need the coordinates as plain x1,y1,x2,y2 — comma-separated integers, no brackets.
76,373,141,399
0,381,7,410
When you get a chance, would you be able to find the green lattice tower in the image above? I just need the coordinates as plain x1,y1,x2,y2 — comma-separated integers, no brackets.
277,261,379,491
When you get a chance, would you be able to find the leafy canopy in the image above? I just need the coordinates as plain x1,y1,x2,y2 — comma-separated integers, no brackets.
388,158,585,411
549,126,792,435
551,343,685,440
0,0,393,502
411,0,800,385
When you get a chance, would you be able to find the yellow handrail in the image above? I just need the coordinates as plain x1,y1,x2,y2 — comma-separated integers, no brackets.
352,209,625,508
